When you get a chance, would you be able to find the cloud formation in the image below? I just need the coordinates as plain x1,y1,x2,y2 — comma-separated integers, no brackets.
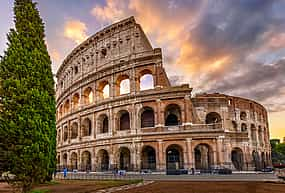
63,20,88,44
90,0,285,114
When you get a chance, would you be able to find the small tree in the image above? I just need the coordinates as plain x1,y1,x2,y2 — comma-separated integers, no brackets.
0,0,56,192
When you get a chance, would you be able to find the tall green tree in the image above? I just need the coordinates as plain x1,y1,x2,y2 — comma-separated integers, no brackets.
0,0,56,192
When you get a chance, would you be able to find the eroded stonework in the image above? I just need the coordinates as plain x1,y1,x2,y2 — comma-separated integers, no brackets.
56,17,271,172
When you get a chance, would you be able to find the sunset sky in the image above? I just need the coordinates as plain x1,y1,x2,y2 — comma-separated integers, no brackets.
0,0,285,140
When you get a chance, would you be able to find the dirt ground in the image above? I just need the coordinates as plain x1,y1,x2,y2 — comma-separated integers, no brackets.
114,181,285,193
0,180,140,193
1,181,285,193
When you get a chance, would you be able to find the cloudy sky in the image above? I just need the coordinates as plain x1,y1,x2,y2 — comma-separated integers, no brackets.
1,0,285,140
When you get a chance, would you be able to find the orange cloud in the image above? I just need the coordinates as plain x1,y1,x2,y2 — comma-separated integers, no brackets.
64,20,88,44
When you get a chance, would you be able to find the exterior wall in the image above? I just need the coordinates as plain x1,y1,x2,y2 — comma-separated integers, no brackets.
56,17,271,172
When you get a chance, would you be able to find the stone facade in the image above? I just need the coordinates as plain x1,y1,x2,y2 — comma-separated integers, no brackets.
56,17,271,172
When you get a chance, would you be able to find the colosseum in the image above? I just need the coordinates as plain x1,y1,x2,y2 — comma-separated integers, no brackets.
56,17,271,173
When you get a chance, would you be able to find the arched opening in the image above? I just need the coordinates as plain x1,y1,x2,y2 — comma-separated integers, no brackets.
82,118,92,137
232,121,238,131
205,112,222,124
116,75,130,95
57,129,61,143
261,152,266,169
70,152,78,170
59,105,63,118
63,153,67,168
241,123,247,132
57,155,60,165
81,151,91,171
165,104,181,126
251,124,257,142
98,114,108,133
97,149,109,171
71,122,78,139
140,70,154,90
98,81,110,99
141,146,156,170
231,148,244,170
258,126,263,146
119,110,130,130
83,87,93,105
63,126,68,142
240,111,247,121
166,144,184,170
252,150,260,170
64,99,70,115
194,144,213,170
141,107,155,128
72,93,80,110
119,147,131,170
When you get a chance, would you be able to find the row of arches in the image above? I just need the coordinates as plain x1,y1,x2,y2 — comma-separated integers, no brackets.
59,144,269,172
58,107,223,142
57,72,154,119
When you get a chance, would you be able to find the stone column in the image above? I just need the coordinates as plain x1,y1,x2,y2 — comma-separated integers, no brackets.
186,138,193,168
157,139,164,170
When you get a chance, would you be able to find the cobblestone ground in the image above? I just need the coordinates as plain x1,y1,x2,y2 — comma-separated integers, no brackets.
114,181,285,193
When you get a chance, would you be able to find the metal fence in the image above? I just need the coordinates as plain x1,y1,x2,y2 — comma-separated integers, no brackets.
54,172,143,181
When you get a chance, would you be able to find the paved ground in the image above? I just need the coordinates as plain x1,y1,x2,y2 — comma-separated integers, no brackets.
139,173,279,181
114,181,285,193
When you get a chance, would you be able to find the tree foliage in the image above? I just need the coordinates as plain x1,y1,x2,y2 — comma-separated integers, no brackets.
0,0,56,192
271,141,285,164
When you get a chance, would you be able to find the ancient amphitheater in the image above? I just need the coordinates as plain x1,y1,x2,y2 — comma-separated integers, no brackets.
56,17,271,172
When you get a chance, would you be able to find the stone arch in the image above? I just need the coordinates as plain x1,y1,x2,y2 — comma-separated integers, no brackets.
261,152,266,169
63,153,67,167
72,93,80,110
231,147,244,170
166,144,184,170
118,110,130,131
258,126,263,146
240,111,247,121
70,152,78,170
165,104,181,126
59,104,63,118
63,126,68,142
63,99,70,115
98,80,110,99
241,123,247,132
81,151,92,171
232,121,238,131
71,122,78,139
97,114,109,133
141,145,156,170
57,129,61,143
251,124,257,142
116,74,130,95
97,149,109,171
140,106,155,128
205,112,222,124
82,117,92,136
139,69,154,90
194,143,214,170
252,150,260,170
119,147,131,170
83,87,93,105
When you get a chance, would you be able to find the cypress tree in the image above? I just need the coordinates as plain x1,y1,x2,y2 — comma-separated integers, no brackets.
0,0,56,192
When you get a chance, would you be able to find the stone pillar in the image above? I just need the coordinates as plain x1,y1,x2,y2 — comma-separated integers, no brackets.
216,136,224,166
157,139,164,171
156,99,163,127
186,138,193,168
92,148,96,172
